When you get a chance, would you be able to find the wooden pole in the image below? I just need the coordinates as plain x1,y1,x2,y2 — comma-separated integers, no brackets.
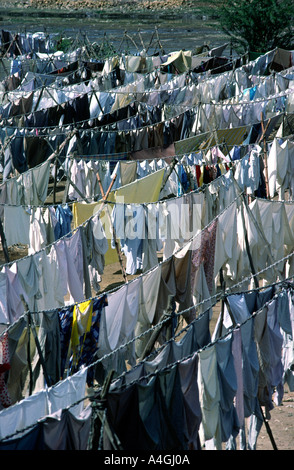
260,113,271,198
21,296,52,389
53,152,59,205
96,171,127,283
224,142,279,450
0,217,10,263
159,157,178,193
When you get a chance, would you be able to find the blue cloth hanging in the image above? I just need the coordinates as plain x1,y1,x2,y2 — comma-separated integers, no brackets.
54,204,73,240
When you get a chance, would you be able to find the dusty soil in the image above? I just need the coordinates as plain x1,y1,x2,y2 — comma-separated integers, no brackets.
0,0,217,10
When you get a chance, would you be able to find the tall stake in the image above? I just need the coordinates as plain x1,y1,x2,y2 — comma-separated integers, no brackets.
96,171,127,283
260,113,271,198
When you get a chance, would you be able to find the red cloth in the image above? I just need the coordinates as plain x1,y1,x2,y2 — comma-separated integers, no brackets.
0,332,12,408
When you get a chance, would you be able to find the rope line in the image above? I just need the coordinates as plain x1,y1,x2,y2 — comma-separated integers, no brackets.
0,274,292,443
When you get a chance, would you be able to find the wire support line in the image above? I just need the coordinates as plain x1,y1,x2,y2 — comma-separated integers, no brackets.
0,273,293,443
1,190,294,334
1,82,293,133
0,190,244,305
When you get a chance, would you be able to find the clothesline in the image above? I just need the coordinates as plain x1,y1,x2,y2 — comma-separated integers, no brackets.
113,274,294,379
0,147,239,209
0,131,280,226
84,268,294,387
1,36,294,450
0,192,242,332
2,48,293,132
0,53,229,103
106,282,294,391
0,44,234,76
1,136,289,296
1,156,293,322
2,73,293,133
0,70,187,104
0,64,175,96
0,133,268,200
0,69,184,120
0,88,192,133
0,270,292,444
96,249,294,370
1,190,294,331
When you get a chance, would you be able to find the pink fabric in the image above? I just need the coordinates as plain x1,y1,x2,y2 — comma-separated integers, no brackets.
190,218,218,294
0,332,12,408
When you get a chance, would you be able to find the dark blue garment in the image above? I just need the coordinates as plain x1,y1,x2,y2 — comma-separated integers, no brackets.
11,131,27,174
58,305,73,378
54,204,73,240
216,164,222,178
229,145,242,161
58,296,108,385
106,364,188,450
242,123,262,145
177,164,190,195
215,336,239,442
0,423,45,450
77,295,108,386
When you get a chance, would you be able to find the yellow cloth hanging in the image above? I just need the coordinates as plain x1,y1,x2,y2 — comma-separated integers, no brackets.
199,166,204,186
71,299,93,366
72,169,165,265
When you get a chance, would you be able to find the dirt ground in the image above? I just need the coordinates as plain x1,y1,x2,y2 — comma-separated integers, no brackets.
0,0,216,10
257,387,294,451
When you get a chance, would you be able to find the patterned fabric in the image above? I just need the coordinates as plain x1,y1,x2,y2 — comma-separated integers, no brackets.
190,218,218,294
0,332,12,408
59,295,108,385
58,305,74,378
71,300,94,369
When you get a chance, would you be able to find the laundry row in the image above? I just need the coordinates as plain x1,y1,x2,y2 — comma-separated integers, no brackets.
0,133,263,211
0,405,92,450
3,58,294,127
2,69,293,135
1,47,293,181
0,106,196,177
2,141,291,317
100,280,293,450
66,139,263,203
0,158,51,208
1,30,62,56
92,195,294,379
1,188,294,390
2,42,293,109
0,150,249,272
0,41,87,79
0,211,108,324
0,363,89,445
0,68,186,119
99,282,294,450
1,87,292,182
0,277,293,449
0,35,294,450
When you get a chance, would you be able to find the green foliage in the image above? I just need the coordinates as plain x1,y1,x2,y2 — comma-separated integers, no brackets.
90,39,116,59
218,0,294,53
55,36,73,53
